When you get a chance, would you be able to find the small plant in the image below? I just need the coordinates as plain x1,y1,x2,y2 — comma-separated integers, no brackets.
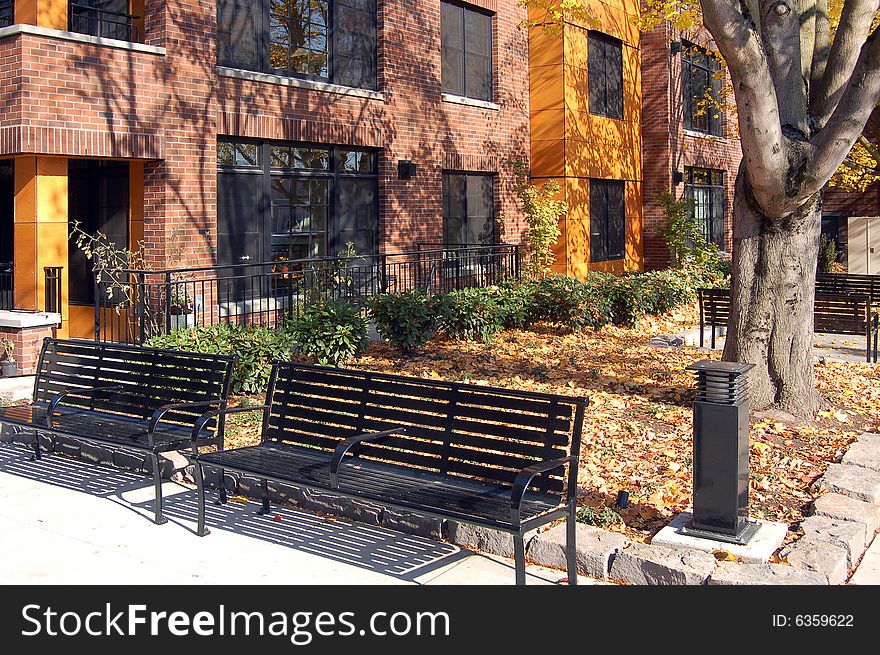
368,290,440,354
0,339,14,362
286,300,369,366
437,287,504,342
656,189,720,269
511,160,566,278
818,233,838,273
576,505,624,528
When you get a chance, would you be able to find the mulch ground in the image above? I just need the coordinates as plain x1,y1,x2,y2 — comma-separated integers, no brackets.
224,302,880,545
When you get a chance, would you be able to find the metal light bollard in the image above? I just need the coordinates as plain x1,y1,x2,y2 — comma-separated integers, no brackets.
681,360,759,545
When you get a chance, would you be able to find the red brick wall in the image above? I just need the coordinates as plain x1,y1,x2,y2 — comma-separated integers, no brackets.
0,0,530,265
641,22,742,270
0,324,56,375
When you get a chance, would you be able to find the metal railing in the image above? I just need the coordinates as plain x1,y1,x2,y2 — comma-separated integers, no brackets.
69,2,140,42
94,244,521,344
0,1,13,29
44,266,63,314
0,262,12,310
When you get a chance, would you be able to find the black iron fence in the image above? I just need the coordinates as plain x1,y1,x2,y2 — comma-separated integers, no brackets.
69,2,140,42
94,244,521,344
44,266,63,314
0,0,13,29
0,262,12,310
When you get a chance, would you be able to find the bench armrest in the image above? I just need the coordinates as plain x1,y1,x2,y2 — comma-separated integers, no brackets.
330,428,407,489
510,457,571,528
45,384,125,427
147,399,226,446
189,405,270,455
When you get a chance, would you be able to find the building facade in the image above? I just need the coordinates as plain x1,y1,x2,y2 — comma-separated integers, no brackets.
529,0,644,278
0,0,531,357
640,19,741,270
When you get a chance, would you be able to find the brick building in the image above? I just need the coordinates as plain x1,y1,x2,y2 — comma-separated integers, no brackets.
0,0,531,360
640,20,741,270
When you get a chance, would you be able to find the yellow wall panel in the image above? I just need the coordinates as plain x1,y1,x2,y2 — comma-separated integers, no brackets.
529,27,564,67
531,139,566,178
38,0,68,29
531,109,566,142
36,158,68,223
14,0,37,24
530,64,565,112
13,223,37,310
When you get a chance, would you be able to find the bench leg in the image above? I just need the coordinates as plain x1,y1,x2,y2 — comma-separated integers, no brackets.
31,430,41,461
514,532,526,586
216,467,228,505
194,461,209,537
566,502,578,586
150,452,168,526
257,478,270,515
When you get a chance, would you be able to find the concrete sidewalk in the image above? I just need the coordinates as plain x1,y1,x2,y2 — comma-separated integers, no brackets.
0,444,590,586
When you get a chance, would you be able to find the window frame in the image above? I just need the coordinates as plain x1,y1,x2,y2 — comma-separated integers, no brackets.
217,137,380,264
682,42,724,136
441,171,496,247
588,31,624,120
589,178,626,263
217,0,378,90
684,166,725,248
440,0,494,103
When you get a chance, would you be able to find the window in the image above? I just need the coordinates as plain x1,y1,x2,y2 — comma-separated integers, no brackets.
218,0,377,89
441,2,493,102
217,139,378,271
0,1,14,29
68,160,130,305
589,179,625,262
588,32,623,119
442,173,495,246
69,0,138,41
683,43,724,136
684,167,725,248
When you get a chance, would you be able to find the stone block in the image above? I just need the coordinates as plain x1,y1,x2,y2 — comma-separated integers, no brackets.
841,435,880,473
80,442,113,465
527,523,630,579
112,449,148,473
815,464,880,504
800,516,867,567
609,542,716,585
445,522,538,559
381,508,443,540
813,493,880,534
780,539,849,585
709,562,827,585
53,435,81,458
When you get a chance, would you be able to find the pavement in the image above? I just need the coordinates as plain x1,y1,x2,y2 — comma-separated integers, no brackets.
0,443,593,586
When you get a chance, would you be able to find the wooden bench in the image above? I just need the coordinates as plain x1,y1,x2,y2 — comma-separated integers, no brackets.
192,362,587,585
0,338,236,525
699,289,879,362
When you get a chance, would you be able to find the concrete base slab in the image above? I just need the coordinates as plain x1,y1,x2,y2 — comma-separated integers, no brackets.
651,510,787,563
0,375,34,402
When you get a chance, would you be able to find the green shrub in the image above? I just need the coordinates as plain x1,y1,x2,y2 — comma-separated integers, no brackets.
286,300,369,366
489,278,540,329
146,323,294,394
367,290,439,354
437,287,504,341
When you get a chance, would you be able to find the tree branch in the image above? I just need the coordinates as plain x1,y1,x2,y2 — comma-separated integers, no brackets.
811,0,880,128
700,0,789,206
760,0,810,133
809,0,830,98
807,29,880,193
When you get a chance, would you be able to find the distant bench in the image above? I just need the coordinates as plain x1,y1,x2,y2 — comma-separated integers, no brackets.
698,288,879,362
816,272,880,304
191,362,588,585
0,339,236,525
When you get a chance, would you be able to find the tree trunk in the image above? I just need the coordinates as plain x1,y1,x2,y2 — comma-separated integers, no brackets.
722,165,823,418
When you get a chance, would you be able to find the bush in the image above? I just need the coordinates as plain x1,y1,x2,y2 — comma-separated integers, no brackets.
528,275,592,330
368,290,439,354
286,300,369,366
437,287,504,341
818,233,837,273
146,323,294,394
489,278,540,329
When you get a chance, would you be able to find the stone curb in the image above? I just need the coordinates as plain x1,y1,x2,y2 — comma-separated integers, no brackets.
609,542,716,585
708,562,827,585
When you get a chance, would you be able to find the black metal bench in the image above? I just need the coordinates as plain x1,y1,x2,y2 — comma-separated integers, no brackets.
192,363,587,585
0,338,236,524
699,288,879,362
816,272,880,304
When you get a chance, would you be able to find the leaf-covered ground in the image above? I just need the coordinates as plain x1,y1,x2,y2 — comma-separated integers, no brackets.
225,303,879,546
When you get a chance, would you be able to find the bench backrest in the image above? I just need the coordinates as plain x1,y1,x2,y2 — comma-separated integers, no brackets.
261,363,586,498
699,288,731,324
816,273,880,302
814,294,874,335
34,339,237,431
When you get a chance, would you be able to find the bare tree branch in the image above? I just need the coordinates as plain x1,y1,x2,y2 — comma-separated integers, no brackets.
760,0,809,133
809,0,830,101
807,28,880,192
700,0,789,206
811,0,880,128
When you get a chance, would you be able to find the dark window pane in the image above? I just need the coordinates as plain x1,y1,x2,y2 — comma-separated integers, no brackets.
605,39,623,119
684,167,725,247
441,2,464,96
683,42,724,136
589,32,623,119
442,2,492,101
334,0,377,88
588,33,605,115
443,172,494,245
590,179,625,262
218,0,259,70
